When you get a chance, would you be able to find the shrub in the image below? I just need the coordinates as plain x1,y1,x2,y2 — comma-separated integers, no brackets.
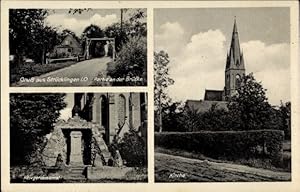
107,35,147,86
155,130,284,165
115,130,147,167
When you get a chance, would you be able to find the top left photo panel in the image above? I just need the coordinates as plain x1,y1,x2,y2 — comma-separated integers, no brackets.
9,8,147,87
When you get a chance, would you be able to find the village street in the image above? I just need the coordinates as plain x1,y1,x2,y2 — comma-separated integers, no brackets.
155,153,291,182
15,57,112,87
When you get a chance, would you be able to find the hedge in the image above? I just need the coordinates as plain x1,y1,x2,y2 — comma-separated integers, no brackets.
155,130,284,164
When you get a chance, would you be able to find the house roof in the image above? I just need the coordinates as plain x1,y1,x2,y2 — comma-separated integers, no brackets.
186,99,228,113
204,89,224,101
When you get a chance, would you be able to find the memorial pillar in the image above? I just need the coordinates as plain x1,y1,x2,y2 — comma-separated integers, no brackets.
70,131,83,165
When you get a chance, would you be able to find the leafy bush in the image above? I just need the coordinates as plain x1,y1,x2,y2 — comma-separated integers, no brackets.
114,130,147,167
107,35,147,86
155,130,284,165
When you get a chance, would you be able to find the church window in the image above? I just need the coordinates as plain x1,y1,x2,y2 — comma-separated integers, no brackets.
118,95,126,128
100,96,108,127
235,74,241,88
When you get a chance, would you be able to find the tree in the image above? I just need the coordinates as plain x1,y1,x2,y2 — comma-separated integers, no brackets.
228,73,280,130
9,9,59,65
127,9,147,37
105,23,129,52
34,26,60,64
154,51,175,132
68,8,91,15
161,102,185,132
82,24,105,38
279,101,291,140
10,93,66,165
105,9,146,53
82,25,105,58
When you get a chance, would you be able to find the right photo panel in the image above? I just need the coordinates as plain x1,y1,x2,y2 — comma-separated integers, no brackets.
154,8,291,182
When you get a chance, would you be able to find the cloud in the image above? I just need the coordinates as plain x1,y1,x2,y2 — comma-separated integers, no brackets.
172,30,226,75
45,13,118,36
241,41,290,104
242,41,290,72
168,29,227,102
156,22,290,105
155,22,185,57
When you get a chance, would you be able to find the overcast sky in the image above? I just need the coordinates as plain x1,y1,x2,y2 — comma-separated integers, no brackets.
154,8,290,105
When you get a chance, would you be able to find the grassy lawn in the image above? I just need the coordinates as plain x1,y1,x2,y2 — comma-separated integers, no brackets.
10,61,77,84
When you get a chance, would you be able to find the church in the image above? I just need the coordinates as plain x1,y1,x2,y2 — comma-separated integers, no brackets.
72,92,147,144
186,19,246,112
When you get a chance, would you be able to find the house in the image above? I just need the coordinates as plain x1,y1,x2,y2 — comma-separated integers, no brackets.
52,34,82,58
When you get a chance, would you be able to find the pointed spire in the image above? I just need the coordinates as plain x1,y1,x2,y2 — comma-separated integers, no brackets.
233,16,238,34
226,17,244,69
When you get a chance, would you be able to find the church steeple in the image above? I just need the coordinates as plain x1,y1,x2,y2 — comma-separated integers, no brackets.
224,18,246,100
226,17,244,70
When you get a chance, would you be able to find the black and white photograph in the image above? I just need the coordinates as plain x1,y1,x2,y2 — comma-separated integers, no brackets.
1,0,299,191
10,92,148,183
154,8,291,182
9,9,147,87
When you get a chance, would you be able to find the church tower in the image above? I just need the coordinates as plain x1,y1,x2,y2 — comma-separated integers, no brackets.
224,18,245,100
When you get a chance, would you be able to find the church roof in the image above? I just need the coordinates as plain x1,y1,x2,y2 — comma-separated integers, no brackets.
186,100,228,113
204,89,224,101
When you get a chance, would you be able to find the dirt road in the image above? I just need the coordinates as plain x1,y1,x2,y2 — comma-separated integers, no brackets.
14,57,112,87
155,153,291,182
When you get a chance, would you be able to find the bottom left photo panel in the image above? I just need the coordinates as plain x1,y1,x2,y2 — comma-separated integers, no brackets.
9,92,148,183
